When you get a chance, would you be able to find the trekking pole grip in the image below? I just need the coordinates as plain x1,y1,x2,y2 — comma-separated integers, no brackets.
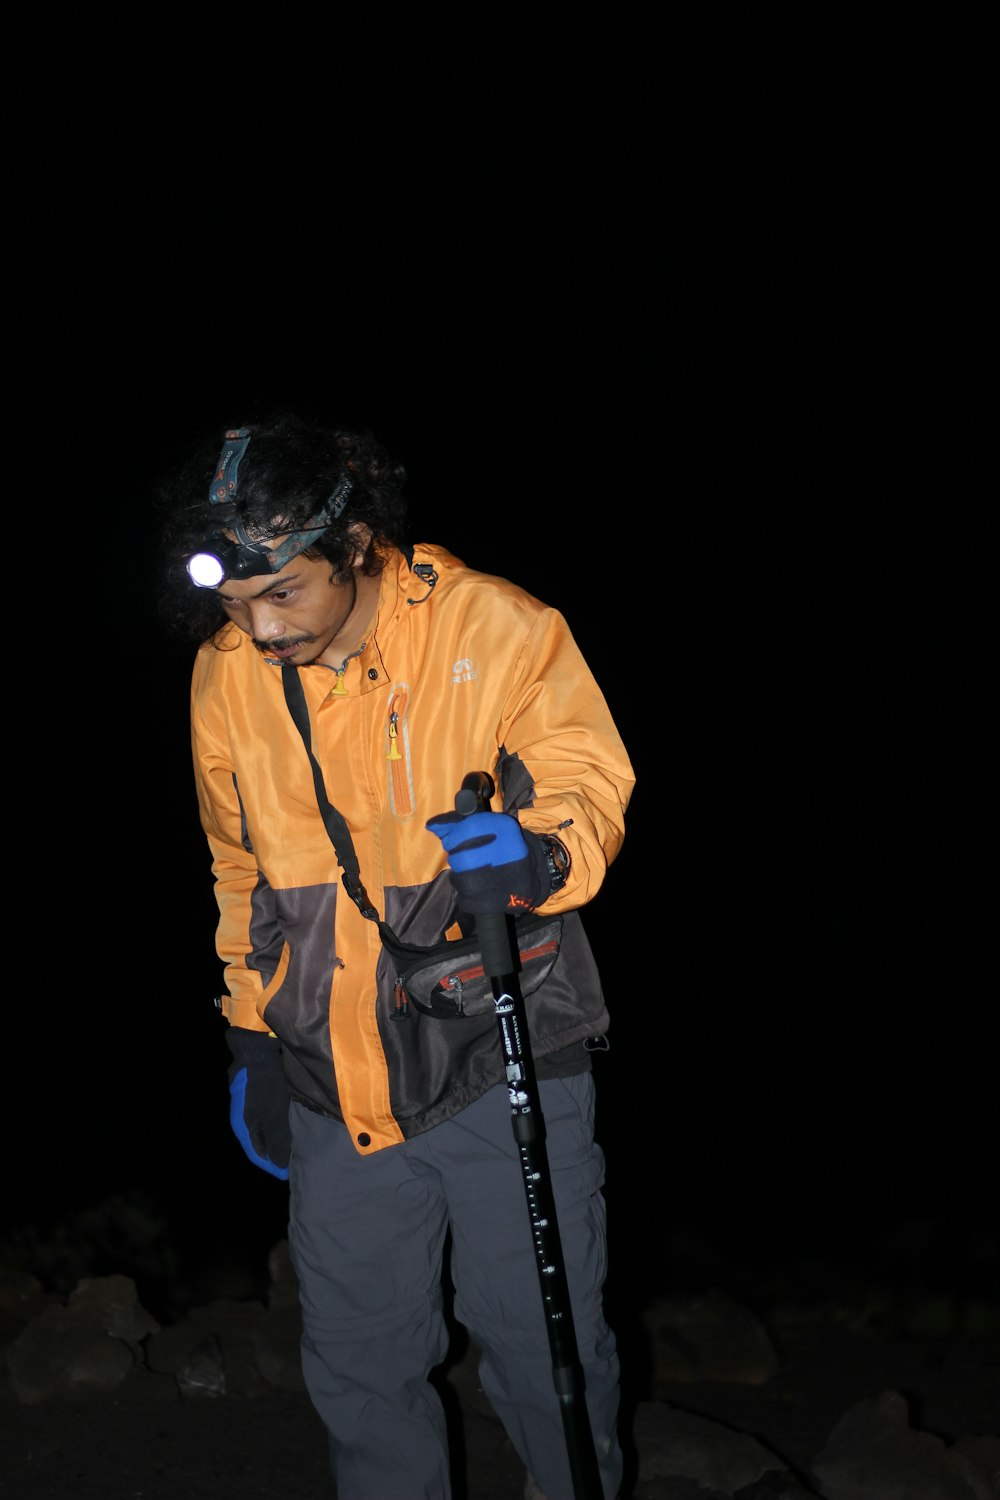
454,772,517,975
476,909,516,979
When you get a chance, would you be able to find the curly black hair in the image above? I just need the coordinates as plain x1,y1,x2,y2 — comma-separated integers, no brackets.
154,408,410,646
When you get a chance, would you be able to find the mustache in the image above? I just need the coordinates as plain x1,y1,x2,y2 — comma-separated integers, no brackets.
254,634,316,653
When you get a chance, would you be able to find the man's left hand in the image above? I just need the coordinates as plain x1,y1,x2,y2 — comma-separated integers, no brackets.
424,810,548,915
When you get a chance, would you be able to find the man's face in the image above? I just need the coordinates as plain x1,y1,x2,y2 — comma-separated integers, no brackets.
216,550,361,667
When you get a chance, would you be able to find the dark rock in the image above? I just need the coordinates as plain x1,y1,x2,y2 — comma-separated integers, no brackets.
646,1292,781,1389
4,1273,158,1403
631,1401,790,1492
147,1297,274,1398
810,1388,992,1500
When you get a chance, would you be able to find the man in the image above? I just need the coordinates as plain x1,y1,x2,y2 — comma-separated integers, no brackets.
157,409,636,1500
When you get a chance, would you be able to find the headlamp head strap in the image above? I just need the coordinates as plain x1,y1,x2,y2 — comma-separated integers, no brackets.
207,426,354,531
209,428,252,506
187,426,355,588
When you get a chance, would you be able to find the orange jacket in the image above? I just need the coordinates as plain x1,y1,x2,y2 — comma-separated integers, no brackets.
191,544,635,1154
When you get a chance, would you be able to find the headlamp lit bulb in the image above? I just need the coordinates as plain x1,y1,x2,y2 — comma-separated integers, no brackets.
185,528,274,588
187,550,228,589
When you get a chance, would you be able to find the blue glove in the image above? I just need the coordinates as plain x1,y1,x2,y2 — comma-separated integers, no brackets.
226,1027,291,1181
424,810,549,915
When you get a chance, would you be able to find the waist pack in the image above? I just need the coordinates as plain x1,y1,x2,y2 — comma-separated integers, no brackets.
381,913,564,1020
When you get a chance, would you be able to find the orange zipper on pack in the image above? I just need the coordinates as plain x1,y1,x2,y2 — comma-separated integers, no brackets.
444,938,559,988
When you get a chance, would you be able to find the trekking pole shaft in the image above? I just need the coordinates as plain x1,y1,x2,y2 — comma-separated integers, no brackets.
478,907,604,1498
455,775,604,1499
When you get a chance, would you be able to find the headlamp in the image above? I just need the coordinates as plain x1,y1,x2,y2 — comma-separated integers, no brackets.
185,427,354,589
186,521,274,588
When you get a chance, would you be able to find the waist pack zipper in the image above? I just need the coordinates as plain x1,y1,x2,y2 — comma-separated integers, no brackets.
390,926,562,1022
444,938,559,989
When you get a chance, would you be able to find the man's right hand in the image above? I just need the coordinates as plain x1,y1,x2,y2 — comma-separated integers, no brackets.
225,1026,292,1180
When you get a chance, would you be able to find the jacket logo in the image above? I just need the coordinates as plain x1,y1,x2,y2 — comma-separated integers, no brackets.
451,657,477,685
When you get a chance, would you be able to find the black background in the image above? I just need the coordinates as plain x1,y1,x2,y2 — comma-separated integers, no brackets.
4,7,993,1312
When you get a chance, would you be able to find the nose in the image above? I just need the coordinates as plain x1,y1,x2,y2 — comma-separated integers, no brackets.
246,602,286,640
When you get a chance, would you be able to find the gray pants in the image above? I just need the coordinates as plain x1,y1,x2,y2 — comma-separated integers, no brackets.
288,1075,623,1500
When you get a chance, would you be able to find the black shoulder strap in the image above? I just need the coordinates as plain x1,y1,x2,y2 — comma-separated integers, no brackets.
281,663,484,958
280,665,383,925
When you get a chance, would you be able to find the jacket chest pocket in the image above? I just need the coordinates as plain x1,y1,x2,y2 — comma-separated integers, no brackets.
386,686,414,817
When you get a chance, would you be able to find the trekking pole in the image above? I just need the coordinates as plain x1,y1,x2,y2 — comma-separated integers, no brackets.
455,772,604,1500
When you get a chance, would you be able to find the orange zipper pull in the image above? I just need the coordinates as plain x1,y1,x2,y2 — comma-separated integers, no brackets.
392,977,409,1020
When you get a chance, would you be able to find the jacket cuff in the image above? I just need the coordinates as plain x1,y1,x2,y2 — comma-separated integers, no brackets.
522,830,569,905
225,1025,283,1068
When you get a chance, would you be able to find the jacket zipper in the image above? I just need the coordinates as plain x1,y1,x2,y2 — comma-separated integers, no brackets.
386,688,412,815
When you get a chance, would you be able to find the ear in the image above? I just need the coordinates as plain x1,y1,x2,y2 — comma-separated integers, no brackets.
346,522,372,567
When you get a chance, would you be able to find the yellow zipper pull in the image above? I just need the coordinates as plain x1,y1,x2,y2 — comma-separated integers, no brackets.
387,714,402,760
331,669,349,697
